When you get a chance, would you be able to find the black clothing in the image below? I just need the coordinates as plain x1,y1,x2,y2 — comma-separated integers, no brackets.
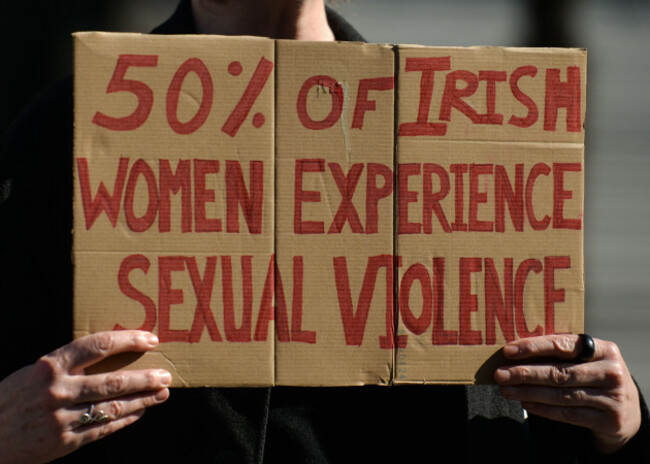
1,1,648,462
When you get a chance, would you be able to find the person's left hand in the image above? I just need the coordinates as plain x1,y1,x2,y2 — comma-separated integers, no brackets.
494,334,641,454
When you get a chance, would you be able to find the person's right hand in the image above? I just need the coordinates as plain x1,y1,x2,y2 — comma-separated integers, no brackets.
0,330,171,464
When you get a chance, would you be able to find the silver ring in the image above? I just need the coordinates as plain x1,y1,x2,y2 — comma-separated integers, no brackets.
79,404,110,425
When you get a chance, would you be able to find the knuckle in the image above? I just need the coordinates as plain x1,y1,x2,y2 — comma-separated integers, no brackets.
53,347,74,369
106,400,123,419
78,381,94,399
92,333,114,356
610,412,626,433
52,409,70,428
34,356,60,380
141,395,157,407
558,391,573,405
604,363,626,386
601,409,625,434
550,366,573,386
571,388,586,403
45,383,71,404
558,388,584,405
513,366,532,382
104,373,128,396
144,370,159,388
604,342,622,360
606,386,626,403
571,388,586,402
60,433,82,453
552,335,575,354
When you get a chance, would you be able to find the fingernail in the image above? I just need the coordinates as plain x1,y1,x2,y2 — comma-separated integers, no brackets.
503,345,519,357
495,368,511,383
145,333,159,347
155,388,170,402
159,371,172,386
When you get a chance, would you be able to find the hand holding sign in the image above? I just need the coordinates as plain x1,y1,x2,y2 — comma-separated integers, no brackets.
495,334,641,454
0,331,170,464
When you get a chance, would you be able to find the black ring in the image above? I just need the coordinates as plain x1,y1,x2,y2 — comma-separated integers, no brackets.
575,334,596,362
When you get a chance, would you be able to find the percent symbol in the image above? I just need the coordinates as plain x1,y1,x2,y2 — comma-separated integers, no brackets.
222,56,274,137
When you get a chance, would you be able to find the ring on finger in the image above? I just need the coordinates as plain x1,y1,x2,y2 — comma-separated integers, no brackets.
574,333,596,363
79,404,111,425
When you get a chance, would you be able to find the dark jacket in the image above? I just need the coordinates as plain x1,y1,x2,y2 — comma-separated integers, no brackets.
0,1,647,462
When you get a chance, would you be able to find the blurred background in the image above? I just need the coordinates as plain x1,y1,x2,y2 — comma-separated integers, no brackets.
1,0,648,399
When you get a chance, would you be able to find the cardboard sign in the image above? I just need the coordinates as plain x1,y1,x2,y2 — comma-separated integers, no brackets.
73,32,585,386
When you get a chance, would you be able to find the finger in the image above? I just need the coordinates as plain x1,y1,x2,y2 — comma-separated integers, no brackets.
67,388,169,430
72,369,172,403
502,334,607,361
500,385,613,410
71,409,146,448
520,401,604,430
49,331,158,372
494,361,617,387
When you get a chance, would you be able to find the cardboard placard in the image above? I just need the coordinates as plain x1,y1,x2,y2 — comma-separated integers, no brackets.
73,32,585,386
